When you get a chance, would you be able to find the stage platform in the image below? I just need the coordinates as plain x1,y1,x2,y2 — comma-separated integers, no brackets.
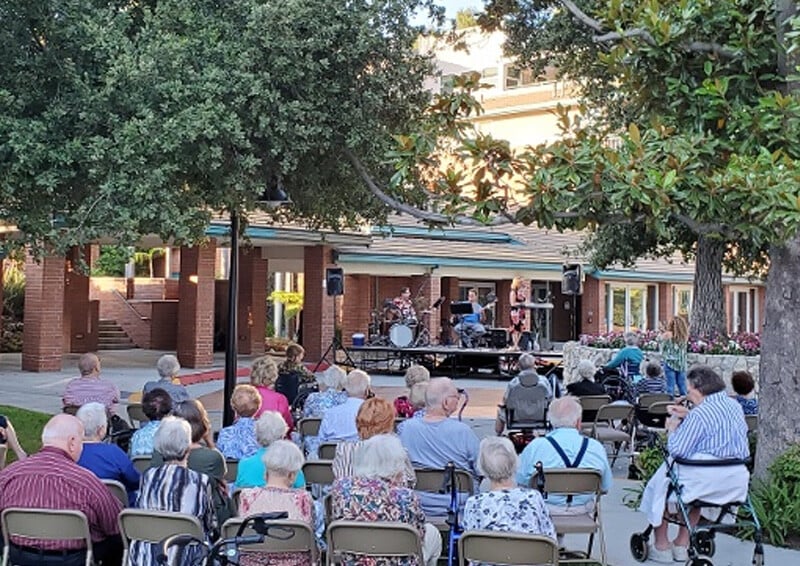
345,344,562,379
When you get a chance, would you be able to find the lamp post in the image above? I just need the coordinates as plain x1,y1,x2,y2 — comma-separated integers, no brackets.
222,180,290,428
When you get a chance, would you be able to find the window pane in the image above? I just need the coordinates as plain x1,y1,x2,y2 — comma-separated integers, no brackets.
612,288,626,331
630,288,645,331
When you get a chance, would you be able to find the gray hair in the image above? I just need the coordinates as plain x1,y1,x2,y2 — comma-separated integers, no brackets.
577,359,597,380
687,365,726,396
624,332,639,346
477,436,518,482
404,365,430,388
345,370,371,398
255,411,288,447
548,396,582,429
78,353,100,376
425,377,455,409
409,382,428,410
76,402,108,439
263,439,304,477
353,434,408,480
518,354,536,371
318,365,346,390
154,416,192,462
157,354,181,379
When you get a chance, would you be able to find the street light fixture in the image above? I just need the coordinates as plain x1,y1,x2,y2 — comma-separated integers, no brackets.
223,178,290,428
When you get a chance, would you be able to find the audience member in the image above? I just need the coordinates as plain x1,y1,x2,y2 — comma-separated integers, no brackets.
659,316,689,397
237,440,319,566
217,384,263,459
517,397,612,516
318,370,371,443
236,411,306,489
603,332,644,380
302,365,348,456
129,388,173,456
278,343,315,383
566,360,607,397
0,414,123,566
62,353,120,414
141,354,190,403
76,402,140,506
495,353,552,435
133,417,216,566
331,434,441,566
250,356,293,428
394,365,430,418
732,370,758,415
0,415,27,467
635,361,668,399
408,382,429,420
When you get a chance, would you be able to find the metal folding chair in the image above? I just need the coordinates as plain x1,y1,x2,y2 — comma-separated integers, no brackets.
2,508,94,566
458,530,559,566
326,520,423,566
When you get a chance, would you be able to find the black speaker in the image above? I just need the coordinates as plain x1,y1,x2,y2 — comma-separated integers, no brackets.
562,264,582,295
326,267,344,296
489,328,508,348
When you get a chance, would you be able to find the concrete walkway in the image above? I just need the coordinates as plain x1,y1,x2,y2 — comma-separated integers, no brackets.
0,349,795,565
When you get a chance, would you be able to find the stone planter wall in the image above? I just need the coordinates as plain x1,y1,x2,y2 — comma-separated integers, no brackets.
562,341,760,391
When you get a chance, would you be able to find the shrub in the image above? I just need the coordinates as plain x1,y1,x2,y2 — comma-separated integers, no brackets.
2,262,25,321
747,446,800,546
623,440,666,510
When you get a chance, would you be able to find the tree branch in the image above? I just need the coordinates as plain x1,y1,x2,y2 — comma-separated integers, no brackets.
672,212,735,238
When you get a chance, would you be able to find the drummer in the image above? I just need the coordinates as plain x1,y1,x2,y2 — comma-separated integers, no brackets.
393,287,418,325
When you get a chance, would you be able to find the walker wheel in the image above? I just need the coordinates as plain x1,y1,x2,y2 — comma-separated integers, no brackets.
695,530,716,557
686,556,713,566
630,533,648,562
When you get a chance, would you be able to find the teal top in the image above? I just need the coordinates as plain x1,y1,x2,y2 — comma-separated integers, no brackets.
234,446,306,489
661,338,688,371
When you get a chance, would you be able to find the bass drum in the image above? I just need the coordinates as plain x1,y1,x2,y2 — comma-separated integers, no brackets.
389,323,414,348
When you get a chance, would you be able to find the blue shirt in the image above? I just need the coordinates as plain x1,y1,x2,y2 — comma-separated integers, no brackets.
668,391,749,460
318,397,364,443
78,442,141,505
234,446,305,489
130,420,160,456
216,418,260,460
517,427,613,508
142,379,190,404
605,346,644,377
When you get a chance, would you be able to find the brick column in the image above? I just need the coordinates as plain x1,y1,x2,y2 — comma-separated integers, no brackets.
341,274,374,346
63,246,98,353
439,277,461,345
236,247,267,356
581,276,603,335
411,274,442,345
302,246,335,363
177,241,216,368
22,253,65,371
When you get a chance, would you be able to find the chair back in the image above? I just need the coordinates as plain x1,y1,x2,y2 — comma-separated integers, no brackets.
505,381,550,427
578,395,611,423
118,509,205,566
458,530,559,566
222,518,317,562
318,443,338,460
225,459,239,483
132,455,152,474
637,393,671,409
593,403,634,425
302,460,335,488
276,371,302,406
2,508,94,566
102,479,129,507
327,520,423,564
745,414,758,433
127,403,149,427
0,445,7,470
298,417,322,438
532,468,604,496
414,468,474,494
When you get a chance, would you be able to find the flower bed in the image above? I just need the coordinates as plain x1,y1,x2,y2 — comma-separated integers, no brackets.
579,331,761,356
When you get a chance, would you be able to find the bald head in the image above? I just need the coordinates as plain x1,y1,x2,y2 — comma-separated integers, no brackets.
78,353,100,377
425,377,459,416
42,414,85,461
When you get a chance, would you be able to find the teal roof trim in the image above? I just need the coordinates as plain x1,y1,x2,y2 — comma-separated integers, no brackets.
337,252,561,271
590,269,693,283
207,225,280,239
371,225,524,246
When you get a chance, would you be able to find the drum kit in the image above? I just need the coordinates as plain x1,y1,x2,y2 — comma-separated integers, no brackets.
368,296,445,348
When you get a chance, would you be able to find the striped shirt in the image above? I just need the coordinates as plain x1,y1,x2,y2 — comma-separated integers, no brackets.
660,339,687,372
0,446,122,550
62,375,120,412
668,391,749,460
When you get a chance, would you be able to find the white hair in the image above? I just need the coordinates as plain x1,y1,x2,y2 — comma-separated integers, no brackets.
154,416,192,462
518,354,536,371
255,411,288,446
477,437,518,482
318,365,346,390
345,370,371,398
577,359,597,380
263,439,304,477
156,354,181,379
353,434,408,480
76,402,107,439
425,377,454,409
548,397,583,429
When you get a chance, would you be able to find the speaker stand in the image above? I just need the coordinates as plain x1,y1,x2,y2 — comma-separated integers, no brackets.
312,295,357,373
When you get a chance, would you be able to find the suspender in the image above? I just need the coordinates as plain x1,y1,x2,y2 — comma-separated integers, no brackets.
545,436,589,469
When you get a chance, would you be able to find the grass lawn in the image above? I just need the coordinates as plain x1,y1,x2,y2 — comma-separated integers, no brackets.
0,404,53,465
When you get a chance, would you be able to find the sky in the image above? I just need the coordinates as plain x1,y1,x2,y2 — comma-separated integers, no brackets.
412,0,484,26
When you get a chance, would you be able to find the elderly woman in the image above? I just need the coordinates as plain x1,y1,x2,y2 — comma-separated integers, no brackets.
302,365,347,456
76,402,140,505
237,440,318,566
394,365,430,418
566,360,606,397
133,416,217,566
217,384,263,460
129,387,173,456
732,370,758,415
463,437,555,539
236,411,306,489
603,331,644,380
141,354,190,403
639,366,750,563
250,355,293,428
332,434,441,566
332,397,414,484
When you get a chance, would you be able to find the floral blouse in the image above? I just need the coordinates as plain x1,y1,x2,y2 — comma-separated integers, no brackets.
216,417,260,460
462,488,557,541
278,360,316,383
331,476,427,566
302,390,347,457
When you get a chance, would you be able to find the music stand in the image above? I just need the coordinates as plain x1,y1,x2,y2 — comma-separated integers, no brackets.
450,301,475,348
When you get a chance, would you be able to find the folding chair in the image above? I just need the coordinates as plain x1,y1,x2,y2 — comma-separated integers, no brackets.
1,508,94,566
746,414,758,434
413,467,474,537
319,443,338,460
458,530,559,566
118,508,205,566
225,459,239,483
303,460,335,489
503,380,551,438
578,395,611,429
0,445,7,470
587,403,635,465
533,468,606,566
327,520,423,566
131,455,152,474
298,417,322,439
126,403,149,427
102,479,129,507
222,517,318,565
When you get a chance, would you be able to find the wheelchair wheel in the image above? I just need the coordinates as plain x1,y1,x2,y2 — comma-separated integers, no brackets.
694,530,716,557
685,556,713,566
629,533,648,562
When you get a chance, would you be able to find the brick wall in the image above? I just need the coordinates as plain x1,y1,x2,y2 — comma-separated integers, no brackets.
63,246,97,353
150,301,178,350
22,254,65,371
302,246,335,363
177,241,216,368
340,274,374,345
90,278,153,348
580,277,602,336
236,248,267,356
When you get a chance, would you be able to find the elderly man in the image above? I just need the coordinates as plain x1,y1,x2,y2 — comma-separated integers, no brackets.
495,353,553,435
318,370,371,443
0,414,123,565
517,396,612,515
566,359,607,397
62,353,120,413
398,377,480,517
142,354,190,403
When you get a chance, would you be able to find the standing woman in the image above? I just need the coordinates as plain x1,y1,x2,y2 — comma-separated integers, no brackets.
660,316,689,397
508,277,530,350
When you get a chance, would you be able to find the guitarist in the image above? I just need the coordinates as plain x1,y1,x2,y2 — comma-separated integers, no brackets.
454,288,488,347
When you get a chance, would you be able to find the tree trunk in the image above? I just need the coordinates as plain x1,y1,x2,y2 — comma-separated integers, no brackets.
689,235,726,336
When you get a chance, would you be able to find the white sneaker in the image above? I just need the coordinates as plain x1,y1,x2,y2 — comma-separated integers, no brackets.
648,544,674,564
672,544,689,562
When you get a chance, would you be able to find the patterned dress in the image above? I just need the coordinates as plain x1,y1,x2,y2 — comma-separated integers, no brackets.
129,420,160,456
217,417,260,460
278,360,316,383
302,390,348,456
462,488,556,540
331,439,416,487
132,465,217,566
331,477,427,566
237,486,319,566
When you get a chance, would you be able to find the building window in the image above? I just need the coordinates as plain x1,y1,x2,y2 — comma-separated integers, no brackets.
458,281,497,327
504,65,537,89
605,283,658,332
672,285,692,317
480,66,498,87
731,287,760,334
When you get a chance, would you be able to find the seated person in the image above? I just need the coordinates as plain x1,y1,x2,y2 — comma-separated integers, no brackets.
566,360,607,397
639,366,750,563
236,411,305,489
318,370,371,444
517,397,613,516
331,434,441,566
142,354,190,404
302,365,348,457
453,288,487,348
276,343,317,406
495,353,552,435
129,388,173,456
463,437,556,540
731,370,758,415
603,331,644,380
249,355,293,428
217,384,262,459
393,286,418,324
62,353,120,414
134,417,217,566
76,402,140,506
0,415,27,467
635,361,668,399
394,364,430,418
